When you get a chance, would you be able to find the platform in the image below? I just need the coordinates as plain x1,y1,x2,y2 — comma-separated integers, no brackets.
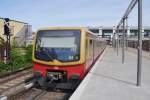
70,46,150,100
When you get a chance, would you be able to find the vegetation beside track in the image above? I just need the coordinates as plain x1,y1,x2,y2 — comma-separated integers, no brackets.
0,45,32,75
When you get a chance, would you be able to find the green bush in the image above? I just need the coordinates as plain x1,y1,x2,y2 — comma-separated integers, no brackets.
12,38,17,48
0,45,33,75
25,45,33,63
0,61,10,74
9,48,25,69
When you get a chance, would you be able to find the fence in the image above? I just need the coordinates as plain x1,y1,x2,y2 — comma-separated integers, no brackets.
128,40,150,52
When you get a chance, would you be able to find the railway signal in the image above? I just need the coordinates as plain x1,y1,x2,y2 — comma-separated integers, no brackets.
4,18,10,36
3,18,11,63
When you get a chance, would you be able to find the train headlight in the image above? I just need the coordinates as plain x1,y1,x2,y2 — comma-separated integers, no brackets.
34,71,42,78
71,74,80,80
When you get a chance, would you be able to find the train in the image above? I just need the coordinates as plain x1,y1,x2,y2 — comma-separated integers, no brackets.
32,27,106,89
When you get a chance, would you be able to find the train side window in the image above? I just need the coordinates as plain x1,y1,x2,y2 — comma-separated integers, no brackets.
90,40,92,45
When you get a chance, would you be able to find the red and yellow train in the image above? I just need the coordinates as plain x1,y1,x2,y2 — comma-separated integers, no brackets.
32,27,106,89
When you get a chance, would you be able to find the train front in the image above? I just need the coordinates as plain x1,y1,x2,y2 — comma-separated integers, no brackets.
32,28,85,88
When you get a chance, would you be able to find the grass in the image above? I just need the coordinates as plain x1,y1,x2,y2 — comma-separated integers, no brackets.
0,45,33,75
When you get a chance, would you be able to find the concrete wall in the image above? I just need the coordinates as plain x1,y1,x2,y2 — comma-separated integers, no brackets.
0,19,32,47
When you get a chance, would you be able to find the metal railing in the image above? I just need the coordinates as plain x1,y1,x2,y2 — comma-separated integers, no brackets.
115,0,143,86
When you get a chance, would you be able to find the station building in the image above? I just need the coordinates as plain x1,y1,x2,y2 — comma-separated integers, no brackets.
0,18,32,47
88,26,150,38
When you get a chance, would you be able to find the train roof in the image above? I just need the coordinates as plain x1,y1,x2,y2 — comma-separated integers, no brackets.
37,27,88,31
36,27,101,38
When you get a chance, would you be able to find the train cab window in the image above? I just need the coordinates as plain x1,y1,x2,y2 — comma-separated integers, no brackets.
35,30,81,62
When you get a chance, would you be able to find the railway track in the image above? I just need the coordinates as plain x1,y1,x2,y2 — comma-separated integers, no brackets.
0,69,32,84
0,69,73,100
0,69,33,98
13,87,72,100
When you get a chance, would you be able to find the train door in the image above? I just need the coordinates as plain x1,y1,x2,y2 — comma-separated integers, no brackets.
85,38,89,70
94,40,98,60
93,40,95,60
85,38,94,70
93,39,99,60
90,39,94,62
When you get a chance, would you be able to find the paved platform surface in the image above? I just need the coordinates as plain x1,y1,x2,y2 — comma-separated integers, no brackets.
70,46,150,100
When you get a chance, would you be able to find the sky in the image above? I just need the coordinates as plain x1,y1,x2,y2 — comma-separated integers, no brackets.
0,0,150,31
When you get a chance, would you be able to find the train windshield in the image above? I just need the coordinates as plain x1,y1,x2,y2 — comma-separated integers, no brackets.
35,30,81,62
